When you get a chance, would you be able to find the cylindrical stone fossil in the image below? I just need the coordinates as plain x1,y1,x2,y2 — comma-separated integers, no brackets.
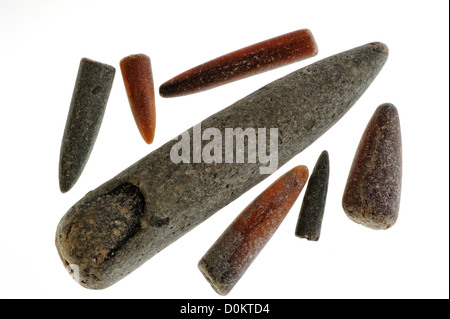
59,58,115,193
120,54,156,144
295,150,330,241
159,29,318,97
198,165,309,295
342,103,402,230
55,42,389,289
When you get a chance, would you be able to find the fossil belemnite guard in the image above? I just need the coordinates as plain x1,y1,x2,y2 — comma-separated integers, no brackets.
159,29,318,97
59,58,115,193
295,150,330,241
55,42,389,289
342,103,402,229
199,165,309,295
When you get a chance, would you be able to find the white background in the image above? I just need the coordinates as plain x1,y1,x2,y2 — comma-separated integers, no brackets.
0,0,448,299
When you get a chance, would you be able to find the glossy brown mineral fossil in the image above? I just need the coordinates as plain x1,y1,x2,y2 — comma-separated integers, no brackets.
159,29,318,97
120,54,156,144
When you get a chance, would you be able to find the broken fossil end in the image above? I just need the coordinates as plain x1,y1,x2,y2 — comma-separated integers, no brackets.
198,259,229,296
55,182,146,289
303,28,319,57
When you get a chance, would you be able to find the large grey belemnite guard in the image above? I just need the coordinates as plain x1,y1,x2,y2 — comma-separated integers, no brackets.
55,42,389,289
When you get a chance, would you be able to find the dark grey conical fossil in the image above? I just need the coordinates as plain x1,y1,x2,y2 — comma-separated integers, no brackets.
56,42,389,289
59,58,115,193
295,150,330,241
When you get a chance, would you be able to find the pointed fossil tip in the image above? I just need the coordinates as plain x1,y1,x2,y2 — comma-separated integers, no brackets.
159,81,176,98
59,165,71,193
59,178,73,194
378,102,397,112
294,164,309,174
59,168,78,193
142,131,155,144
320,150,329,160
369,42,389,55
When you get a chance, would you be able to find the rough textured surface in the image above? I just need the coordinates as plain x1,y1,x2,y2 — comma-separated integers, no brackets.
59,58,115,193
295,150,329,241
198,166,309,295
120,54,156,144
342,103,402,230
159,29,318,97
55,42,389,289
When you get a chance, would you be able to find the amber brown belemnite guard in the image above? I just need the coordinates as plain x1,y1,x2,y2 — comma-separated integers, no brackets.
120,54,156,144
198,166,309,295
159,29,318,97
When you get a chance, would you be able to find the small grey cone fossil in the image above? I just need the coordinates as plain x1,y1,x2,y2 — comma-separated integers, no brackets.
342,103,402,230
56,42,388,289
59,58,115,193
295,150,330,241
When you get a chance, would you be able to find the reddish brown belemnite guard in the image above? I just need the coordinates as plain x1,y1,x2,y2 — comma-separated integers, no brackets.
120,54,156,144
198,165,309,295
159,29,318,97
342,103,402,230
